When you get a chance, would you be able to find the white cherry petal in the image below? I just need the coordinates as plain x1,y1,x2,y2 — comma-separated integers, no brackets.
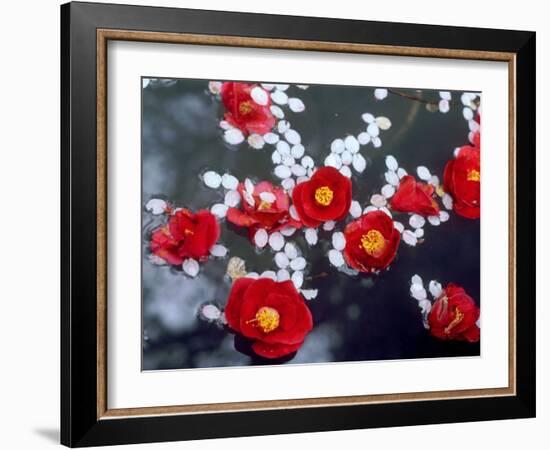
219,120,231,130
380,207,392,218
211,203,228,218
271,90,288,105
454,147,462,157
291,271,304,289
277,269,291,281
288,97,305,112
271,150,282,164
224,128,245,145
277,120,290,134
349,200,362,218
301,155,314,168
393,221,404,233
332,232,346,251
429,280,443,298
253,229,268,248
289,205,300,221
282,155,295,167
374,88,388,100
429,175,440,186
274,84,289,91
414,228,424,238
385,155,398,171
201,304,222,320
304,228,318,245
268,232,285,251
370,194,387,208
409,214,426,229
361,113,375,124
276,140,291,155
182,258,200,277
428,215,441,226
261,270,278,281
145,199,167,215
270,105,285,119
224,190,241,207
248,135,264,151
367,123,380,137
397,168,408,179
275,252,290,269
298,175,310,184
357,132,371,145
222,173,239,190
207,81,221,94
440,91,451,100
244,178,254,194
285,129,301,145
251,86,269,105
290,257,306,271
381,184,395,198
324,153,342,169
280,227,296,237
331,138,345,154
463,107,474,120
246,272,260,279
284,242,298,259
301,289,318,300
352,153,366,172
261,83,275,91
385,171,399,186
372,137,382,148
274,165,292,179
203,171,222,188
281,177,295,190
341,150,353,165
148,254,167,265
439,99,450,113
411,286,428,301
412,274,423,285
243,192,255,207
291,144,305,159
263,132,279,144
363,206,378,214
376,116,392,130
403,230,418,246
344,135,360,153
322,221,336,231
259,191,276,203
439,211,450,222
291,164,307,177
417,166,431,181
210,245,228,258
340,166,352,178
328,249,345,267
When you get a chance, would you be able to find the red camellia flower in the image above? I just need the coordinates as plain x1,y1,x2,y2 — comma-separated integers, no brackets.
443,145,480,219
390,175,440,217
227,181,301,236
291,167,352,228
428,283,480,342
221,82,275,136
225,277,313,359
343,211,401,273
150,208,220,265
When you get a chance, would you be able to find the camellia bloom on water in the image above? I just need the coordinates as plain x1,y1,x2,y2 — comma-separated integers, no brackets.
443,145,480,219
390,175,440,217
428,283,480,342
292,166,352,228
225,278,313,359
226,181,301,236
221,82,275,135
150,209,220,265
343,211,401,273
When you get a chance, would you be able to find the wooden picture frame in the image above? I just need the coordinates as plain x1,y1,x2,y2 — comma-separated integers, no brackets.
61,1,535,446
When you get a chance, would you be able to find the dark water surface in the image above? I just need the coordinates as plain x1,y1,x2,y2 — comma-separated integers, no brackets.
142,79,480,370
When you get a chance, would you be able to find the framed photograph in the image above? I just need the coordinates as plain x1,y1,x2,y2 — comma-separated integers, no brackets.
61,1,536,447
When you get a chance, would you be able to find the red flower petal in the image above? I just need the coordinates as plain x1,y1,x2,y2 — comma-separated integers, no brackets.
390,175,440,217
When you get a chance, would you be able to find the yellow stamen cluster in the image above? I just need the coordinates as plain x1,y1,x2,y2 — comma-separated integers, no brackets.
360,230,385,256
467,169,480,182
239,101,253,115
314,186,334,206
445,307,464,335
258,200,272,210
253,306,280,333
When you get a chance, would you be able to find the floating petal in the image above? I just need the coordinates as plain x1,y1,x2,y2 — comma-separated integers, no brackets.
182,258,199,277
145,199,167,215
203,171,222,188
